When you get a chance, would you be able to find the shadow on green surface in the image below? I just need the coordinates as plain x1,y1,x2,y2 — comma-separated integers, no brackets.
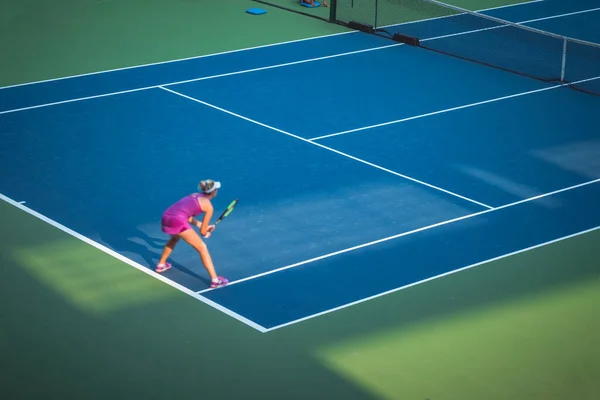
0,202,376,400
1,200,599,399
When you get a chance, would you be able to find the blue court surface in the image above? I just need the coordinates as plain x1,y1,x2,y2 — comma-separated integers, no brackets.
1,0,599,332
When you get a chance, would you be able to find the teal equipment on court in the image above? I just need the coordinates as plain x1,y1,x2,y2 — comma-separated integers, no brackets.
246,7,267,15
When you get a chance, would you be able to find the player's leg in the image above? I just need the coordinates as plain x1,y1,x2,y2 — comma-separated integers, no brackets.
178,229,228,287
156,235,180,272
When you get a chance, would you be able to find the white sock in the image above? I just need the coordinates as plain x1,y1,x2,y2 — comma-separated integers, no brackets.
212,277,220,283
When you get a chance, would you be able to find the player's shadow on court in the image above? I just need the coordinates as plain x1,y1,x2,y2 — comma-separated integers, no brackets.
95,217,212,288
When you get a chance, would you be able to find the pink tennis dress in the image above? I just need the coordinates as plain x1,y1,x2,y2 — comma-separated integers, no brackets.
161,193,205,235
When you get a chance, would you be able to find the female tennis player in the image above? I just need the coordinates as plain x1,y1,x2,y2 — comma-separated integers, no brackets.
155,180,229,288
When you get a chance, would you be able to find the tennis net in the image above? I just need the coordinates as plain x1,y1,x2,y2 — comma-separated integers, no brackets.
332,0,600,95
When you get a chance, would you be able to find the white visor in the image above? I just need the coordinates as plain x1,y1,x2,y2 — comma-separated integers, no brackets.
202,181,221,193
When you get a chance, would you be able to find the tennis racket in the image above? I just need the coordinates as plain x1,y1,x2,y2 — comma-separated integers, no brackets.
215,199,238,225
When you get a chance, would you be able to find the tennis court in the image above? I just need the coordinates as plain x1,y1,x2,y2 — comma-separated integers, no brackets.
2,0,600,335
3,1,600,399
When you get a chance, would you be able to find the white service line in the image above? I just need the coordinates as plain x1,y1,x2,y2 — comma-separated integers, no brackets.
197,177,600,294
0,43,402,116
160,44,402,86
310,76,600,141
158,86,493,210
0,193,268,333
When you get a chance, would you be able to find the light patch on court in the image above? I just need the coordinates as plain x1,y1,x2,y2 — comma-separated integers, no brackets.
315,277,600,400
534,139,600,180
129,179,480,278
457,165,563,206
12,239,179,315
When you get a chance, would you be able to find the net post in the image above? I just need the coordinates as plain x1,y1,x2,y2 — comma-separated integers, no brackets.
374,0,379,29
329,0,337,23
561,38,568,82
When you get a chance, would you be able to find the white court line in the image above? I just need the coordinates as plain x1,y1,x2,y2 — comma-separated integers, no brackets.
197,177,600,294
0,86,154,116
0,193,268,333
0,43,401,116
158,86,493,209
310,76,600,141
0,31,354,91
508,6,600,25
264,224,600,332
1,3,591,117
477,0,544,11
417,6,600,44
0,0,543,91
158,44,401,86
375,0,545,30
